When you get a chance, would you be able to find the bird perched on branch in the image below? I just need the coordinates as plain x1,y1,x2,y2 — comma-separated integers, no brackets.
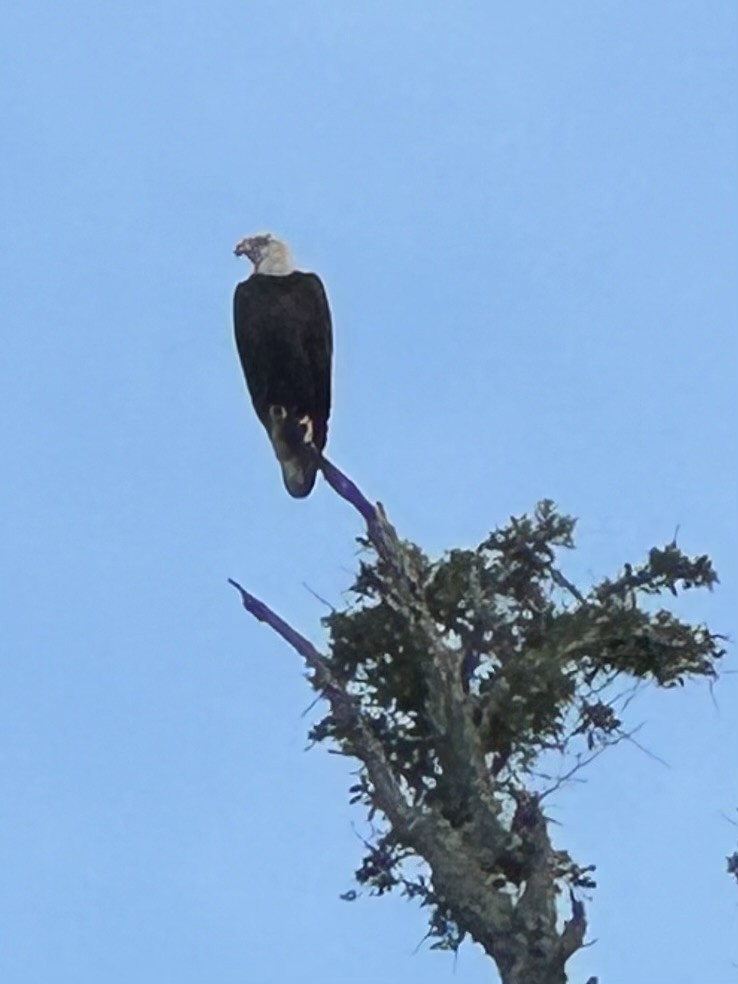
233,233,333,497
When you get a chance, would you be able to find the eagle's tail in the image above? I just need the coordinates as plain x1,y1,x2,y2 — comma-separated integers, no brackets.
279,453,319,498
268,407,320,498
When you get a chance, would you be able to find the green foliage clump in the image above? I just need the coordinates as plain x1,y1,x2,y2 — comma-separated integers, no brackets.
309,501,723,948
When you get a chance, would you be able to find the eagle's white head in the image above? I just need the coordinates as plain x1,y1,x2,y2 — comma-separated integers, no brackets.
233,233,295,276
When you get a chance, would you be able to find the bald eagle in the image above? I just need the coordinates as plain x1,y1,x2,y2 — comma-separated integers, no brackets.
233,234,333,498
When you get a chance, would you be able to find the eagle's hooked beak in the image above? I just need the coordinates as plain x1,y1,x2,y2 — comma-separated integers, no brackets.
234,238,254,259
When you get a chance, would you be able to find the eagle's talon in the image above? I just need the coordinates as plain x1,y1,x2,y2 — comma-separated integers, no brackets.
298,415,314,445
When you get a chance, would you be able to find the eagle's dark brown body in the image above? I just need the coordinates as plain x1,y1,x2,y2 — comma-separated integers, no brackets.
233,271,333,497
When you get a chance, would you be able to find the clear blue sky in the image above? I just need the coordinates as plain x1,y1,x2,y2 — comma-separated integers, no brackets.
1,2,736,981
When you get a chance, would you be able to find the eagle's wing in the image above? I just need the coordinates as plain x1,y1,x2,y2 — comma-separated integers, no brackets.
233,280,274,429
299,273,333,451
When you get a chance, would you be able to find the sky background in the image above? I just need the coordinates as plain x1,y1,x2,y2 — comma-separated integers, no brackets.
1,2,736,982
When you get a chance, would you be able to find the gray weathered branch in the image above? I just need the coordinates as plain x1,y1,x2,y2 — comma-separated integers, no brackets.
227,577,420,840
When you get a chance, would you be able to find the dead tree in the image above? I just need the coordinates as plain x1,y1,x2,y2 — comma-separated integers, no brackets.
230,458,723,984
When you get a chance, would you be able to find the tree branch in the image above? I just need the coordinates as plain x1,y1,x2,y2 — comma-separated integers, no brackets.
227,577,421,839
318,455,400,567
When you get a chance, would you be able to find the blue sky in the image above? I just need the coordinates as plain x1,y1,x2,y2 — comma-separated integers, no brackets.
1,2,736,981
